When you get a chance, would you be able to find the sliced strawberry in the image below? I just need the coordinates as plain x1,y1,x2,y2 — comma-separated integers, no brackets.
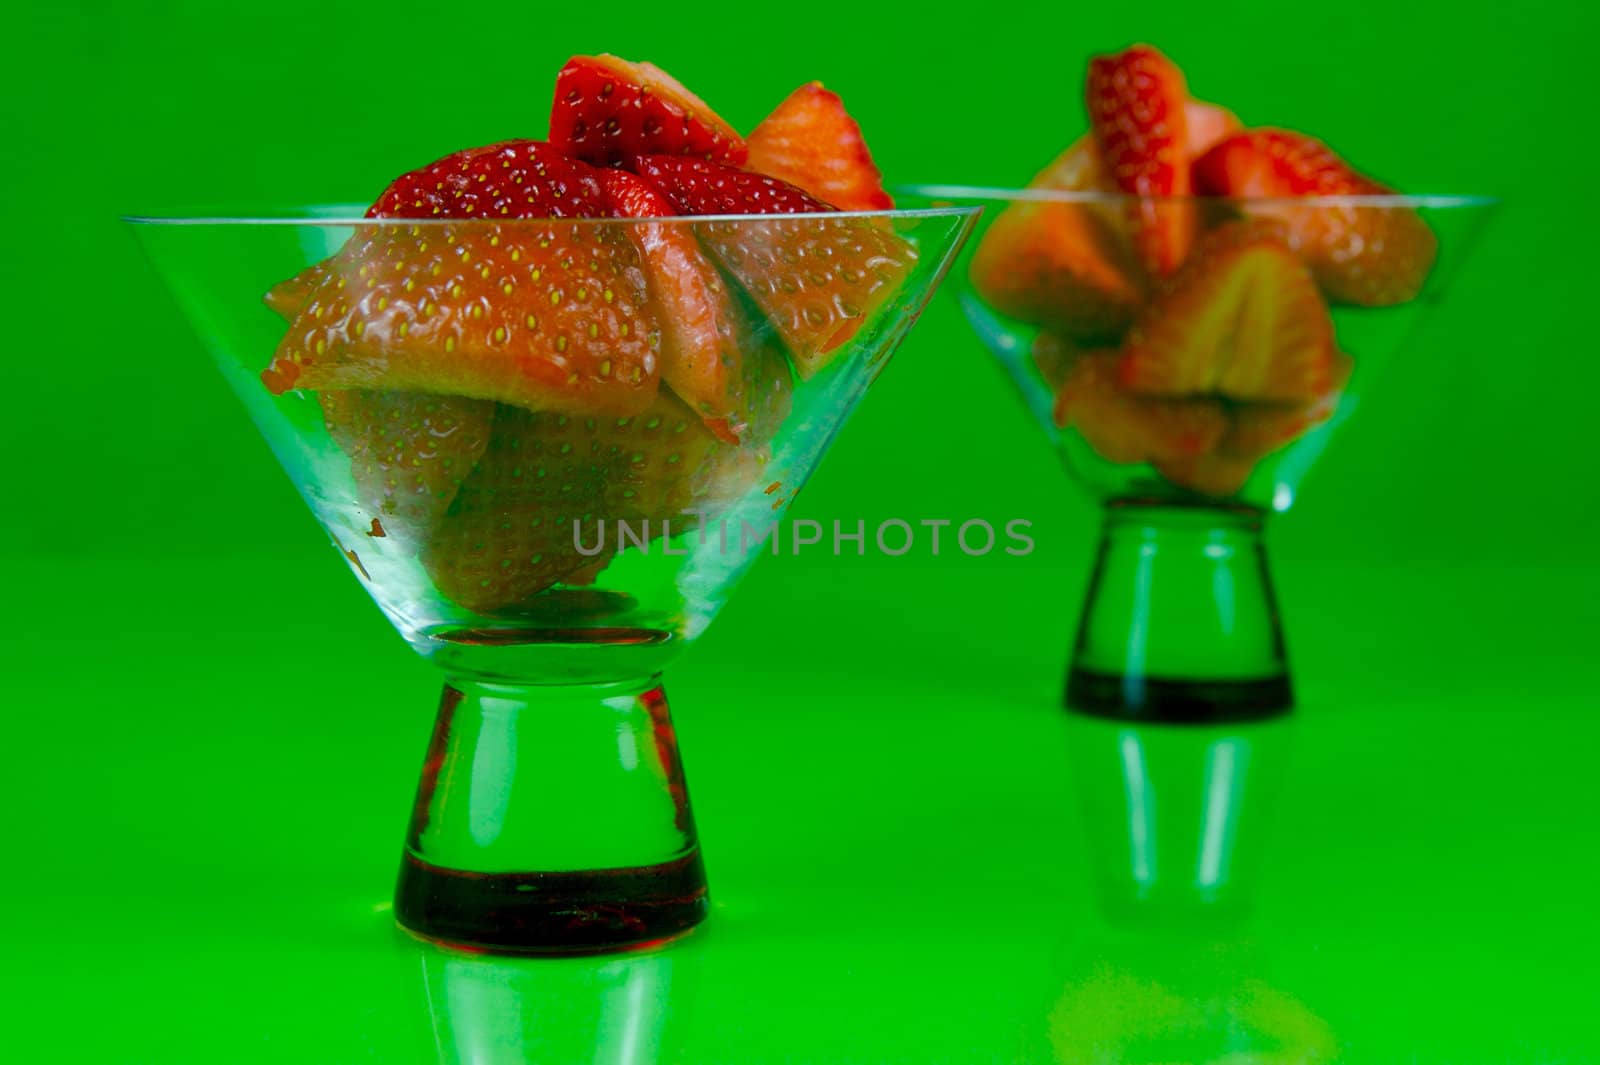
1118,221,1338,404
319,390,493,544
366,140,609,220
632,155,917,377
1193,129,1438,306
1185,99,1241,157
689,327,796,505
745,82,893,212
632,153,836,213
422,392,724,614
261,221,661,415
970,138,1145,344
549,55,746,169
1086,44,1196,276
1055,350,1227,465
264,263,326,320
599,168,748,441
1153,452,1257,497
1031,331,1080,388
1221,352,1353,461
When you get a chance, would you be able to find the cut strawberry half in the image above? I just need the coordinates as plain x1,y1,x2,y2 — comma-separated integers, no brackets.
745,82,892,212
1055,349,1228,466
422,392,724,614
599,168,749,442
1118,221,1338,404
1193,128,1438,306
632,155,917,377
320,390,493,544
1086,44,1197,276
549,55,746,169
263,140,662,413
261,221,661,415
970,138,1145,344
367,140,610,219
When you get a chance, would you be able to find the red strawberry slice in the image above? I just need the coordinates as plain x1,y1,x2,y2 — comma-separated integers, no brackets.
600,168,748,441
367,140,610,220
550,55,746,169
422,392,724,614
745,82,893,212
261,220,661,415
1118,221,1338,404
319,390,493,544
1055,349,1227,466
632,153,835,214
969,138,1145,344
1086,44,1197,276
1193,129,1438,306
632,154,917,377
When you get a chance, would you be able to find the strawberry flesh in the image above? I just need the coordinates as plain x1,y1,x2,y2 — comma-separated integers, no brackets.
969,138,1145,344
632,155,917,377
320,390,493,545
1055,349,1228,465
1118,221,1338,404
421,392,724,614
600,168,748,441
550,55,746,169
1152,451,1258,497
1220,352,1352,461
745,82,893,212
1192,129,1438,306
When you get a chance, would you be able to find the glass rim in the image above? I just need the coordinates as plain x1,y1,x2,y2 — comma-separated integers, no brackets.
897,183,1498,209
120,204,982,226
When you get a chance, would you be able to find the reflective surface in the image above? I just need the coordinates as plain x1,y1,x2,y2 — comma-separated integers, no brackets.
7,553,1596,1062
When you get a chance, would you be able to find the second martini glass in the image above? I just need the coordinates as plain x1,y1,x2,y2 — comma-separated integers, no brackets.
903,186,1494,722
131,206,977,954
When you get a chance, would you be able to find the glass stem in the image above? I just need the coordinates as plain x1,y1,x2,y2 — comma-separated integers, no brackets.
1066,501,1292,722
395,676,708,954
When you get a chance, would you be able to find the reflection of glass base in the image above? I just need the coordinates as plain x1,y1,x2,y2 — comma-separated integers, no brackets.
396,850,708,955
1066,668,1291,724
1066,501,1294,723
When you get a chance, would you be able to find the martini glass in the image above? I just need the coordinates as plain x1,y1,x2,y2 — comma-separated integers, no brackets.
129,205,978,954
903,187,1494,722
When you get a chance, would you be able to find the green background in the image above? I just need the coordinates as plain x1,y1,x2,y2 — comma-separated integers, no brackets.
7,2,1598,1061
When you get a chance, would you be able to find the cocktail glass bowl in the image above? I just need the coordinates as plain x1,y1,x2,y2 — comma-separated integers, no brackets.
903,187,1494,721
129,205,978,953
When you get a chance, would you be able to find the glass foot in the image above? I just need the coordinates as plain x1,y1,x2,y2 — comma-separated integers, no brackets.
1067,501,1293,723
1065,669,1292,724
395,677,708,954
396,850,707,955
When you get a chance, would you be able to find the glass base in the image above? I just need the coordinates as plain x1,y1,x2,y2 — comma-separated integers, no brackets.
1065,667,1292,724
396,850,708,955
395,677,708,955
1066,501,1293,723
